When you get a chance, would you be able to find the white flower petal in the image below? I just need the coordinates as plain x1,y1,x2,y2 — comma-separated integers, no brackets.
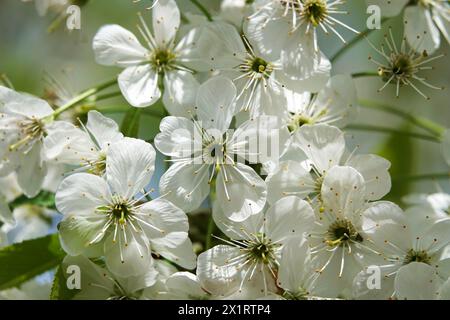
86,110,123,149
106,137,155,198
438,278,450,300
314,74,357,127
58,214,109,256
202,21,247,70
118,65,161,108
265,196,315,244
197,245,242,296
138,199,189,244
104,230,152,277
244,5,290,61
93,24,148,67
212,201,264,240
159,160,210,212
404,6,440,55
361,201,410,256
352,265,396,300
265,160,315,204
163,71,199,117
422,218,450,254
16,142,46,197
278,33,331,93
395,262,441,300
195,76,236,132
153,0,180,46
277,237,312,293
155,116,201,158
164,272,209,300
151,237,197,270
321,166,366,220
55,172,110,216
62,255,114,300
347,154,391,201
432,8,450,45
43,123,98,165
0,86,53,119
216,163,266,222
229,115,282,164
294,124,345,173
115,266,158,295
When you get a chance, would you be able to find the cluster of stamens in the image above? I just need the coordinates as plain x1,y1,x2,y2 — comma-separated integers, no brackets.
234,37,281,112
368,28,444,99
216,230,281,293
403,249,432,265
8,117,46,152
325,218,363,248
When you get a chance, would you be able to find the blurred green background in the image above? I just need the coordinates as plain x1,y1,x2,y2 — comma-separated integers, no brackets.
0,0,449,204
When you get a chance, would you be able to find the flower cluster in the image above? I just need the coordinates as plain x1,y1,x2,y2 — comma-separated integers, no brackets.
1,0,449,300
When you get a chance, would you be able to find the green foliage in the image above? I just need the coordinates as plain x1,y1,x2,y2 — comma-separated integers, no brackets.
50,265,78,300
120,108,141,138
9,191,56,211
0,234,65,290
377,123,415,205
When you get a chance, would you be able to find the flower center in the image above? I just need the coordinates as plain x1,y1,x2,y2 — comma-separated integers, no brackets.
303,0,328,26
240,56,273,79
288,114,314,132
98,197,134,226
404,249,432,265
326,219,363,247
392,54,413,76
202,139,227,165
150,49,176,73
379,52,425,83
87,152,107,176
9,117,46,152
251,57,269,74
247,234,278,265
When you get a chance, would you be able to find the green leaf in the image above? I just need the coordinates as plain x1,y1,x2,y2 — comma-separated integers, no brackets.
50,265,78,300
120,108,141,138
9,191,56,210
377,122,415,204
0,234,65,290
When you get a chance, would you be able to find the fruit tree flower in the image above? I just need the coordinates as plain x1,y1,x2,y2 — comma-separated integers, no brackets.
92,0,210,113
366,0,450,54
62,255,158,300
353,202,450,299
156,272,211,300
266,124,391,204
403,192,450,219
284,75,357,132
197,196,315,298
367,28,444,99
195,21,289,117
245,0,358,59
276,237,324,300
55,137,196,277
308,166,401,298
0,86,68,197
155,76,280,221
44,110,124,175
